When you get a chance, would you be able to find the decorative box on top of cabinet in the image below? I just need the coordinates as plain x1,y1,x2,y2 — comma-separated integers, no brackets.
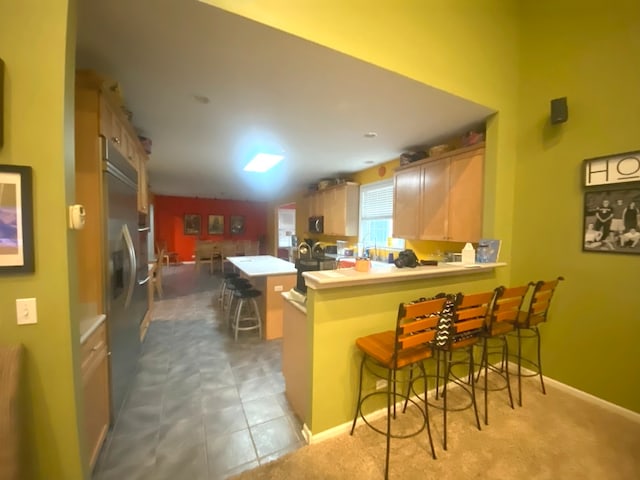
393,143,484,242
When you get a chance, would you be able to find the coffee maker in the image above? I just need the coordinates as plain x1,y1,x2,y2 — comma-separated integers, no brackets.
294,241,336,294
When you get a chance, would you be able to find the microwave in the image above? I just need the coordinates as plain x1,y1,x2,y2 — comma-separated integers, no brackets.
308,216,324,234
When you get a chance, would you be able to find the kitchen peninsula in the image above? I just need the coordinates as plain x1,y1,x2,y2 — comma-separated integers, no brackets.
281,261,506,441
227,255,297,339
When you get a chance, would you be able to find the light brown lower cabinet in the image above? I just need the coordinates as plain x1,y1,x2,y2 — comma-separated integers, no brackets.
282,300,309,424
81,322,110,470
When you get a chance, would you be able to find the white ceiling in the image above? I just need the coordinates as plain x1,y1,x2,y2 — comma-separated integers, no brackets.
75,0,493,202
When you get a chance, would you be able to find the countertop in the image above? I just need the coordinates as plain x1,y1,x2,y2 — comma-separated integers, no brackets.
80,314,107,344
303,261,507,290
281,290,307,314
227,255,297,277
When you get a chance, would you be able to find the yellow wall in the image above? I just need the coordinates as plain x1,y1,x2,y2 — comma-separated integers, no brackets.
215,0,640,414
248,0,519,281
511,2,640,409
0,0,86,479
2,2,638,477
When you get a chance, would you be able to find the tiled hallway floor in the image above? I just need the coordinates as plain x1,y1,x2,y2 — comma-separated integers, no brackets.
93,264,305,480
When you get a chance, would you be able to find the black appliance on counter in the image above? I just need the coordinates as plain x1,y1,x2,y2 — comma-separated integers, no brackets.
294,256,336,294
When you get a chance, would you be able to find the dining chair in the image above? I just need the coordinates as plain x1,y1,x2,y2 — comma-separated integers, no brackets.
156,241,178,266
350,295,448,478
510,276,564,406
221,241,237,271
152,249,165,298
194,241,215,274
476,284,529,424
211,242,223,273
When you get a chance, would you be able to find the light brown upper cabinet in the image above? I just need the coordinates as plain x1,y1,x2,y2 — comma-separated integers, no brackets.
306,182,360,236
80,70,150,214
393,143,484,242
138,154,149,214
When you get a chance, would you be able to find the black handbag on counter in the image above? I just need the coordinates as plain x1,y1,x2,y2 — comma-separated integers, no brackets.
394,249,419,268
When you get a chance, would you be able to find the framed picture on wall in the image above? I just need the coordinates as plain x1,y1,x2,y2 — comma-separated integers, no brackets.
207,214,224,235
0,164,35,273
230,215,245,235
183,214,201,236
583,187,640,254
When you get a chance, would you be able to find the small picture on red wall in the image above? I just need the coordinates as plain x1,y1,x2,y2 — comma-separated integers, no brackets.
230,215,245,235
208,214,224,235
184,214,201,235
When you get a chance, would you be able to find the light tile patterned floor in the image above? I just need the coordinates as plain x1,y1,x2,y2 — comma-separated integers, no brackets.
92,264,305,480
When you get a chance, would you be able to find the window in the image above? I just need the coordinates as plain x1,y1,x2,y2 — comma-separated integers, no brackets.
358,179,404,256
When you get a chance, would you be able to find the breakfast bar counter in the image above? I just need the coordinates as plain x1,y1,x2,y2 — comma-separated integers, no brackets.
282,260,508,442
303,261,507,290
227,255,297,340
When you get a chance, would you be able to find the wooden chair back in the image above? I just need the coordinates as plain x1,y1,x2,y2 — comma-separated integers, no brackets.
153,249,165,297
486,284,530,335
242,240,259,256
519,276,564,328
222,241,237,259
195,241,215,273
439,291,494,349
394,296,451,368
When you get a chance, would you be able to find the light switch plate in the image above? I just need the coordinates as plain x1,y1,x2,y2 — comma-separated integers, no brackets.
16,298,37,325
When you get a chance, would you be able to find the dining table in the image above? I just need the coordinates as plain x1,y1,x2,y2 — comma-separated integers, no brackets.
225,255,297,340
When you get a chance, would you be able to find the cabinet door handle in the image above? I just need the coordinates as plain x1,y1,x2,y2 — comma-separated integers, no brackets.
111,136,121,145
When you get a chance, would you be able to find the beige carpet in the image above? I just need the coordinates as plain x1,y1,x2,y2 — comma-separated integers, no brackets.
231,377,640,480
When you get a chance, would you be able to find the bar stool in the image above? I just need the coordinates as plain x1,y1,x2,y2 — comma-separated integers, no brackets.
351,295,447,479
510,276,564,406
231,289,262,341
218,272,239,307
224,278,252,326
428,290,494,450
475,284,529,425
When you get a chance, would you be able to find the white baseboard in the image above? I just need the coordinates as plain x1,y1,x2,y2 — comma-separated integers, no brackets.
305,382,455,444
519,367,640,425
304,367,640,444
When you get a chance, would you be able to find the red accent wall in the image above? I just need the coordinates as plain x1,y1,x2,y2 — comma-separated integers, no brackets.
154,195,268,262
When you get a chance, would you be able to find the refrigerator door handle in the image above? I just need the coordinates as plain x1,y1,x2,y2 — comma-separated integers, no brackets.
122,224,137,309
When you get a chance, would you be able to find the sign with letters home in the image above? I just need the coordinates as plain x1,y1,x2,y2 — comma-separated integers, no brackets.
583,150,640,187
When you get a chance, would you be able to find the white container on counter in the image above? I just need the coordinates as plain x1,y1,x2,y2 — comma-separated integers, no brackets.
461,242,476,265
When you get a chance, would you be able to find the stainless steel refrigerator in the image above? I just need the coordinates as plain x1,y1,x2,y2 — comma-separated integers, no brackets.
102,136,149,420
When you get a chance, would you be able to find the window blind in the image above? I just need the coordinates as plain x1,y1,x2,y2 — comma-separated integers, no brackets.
360,180,393,219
